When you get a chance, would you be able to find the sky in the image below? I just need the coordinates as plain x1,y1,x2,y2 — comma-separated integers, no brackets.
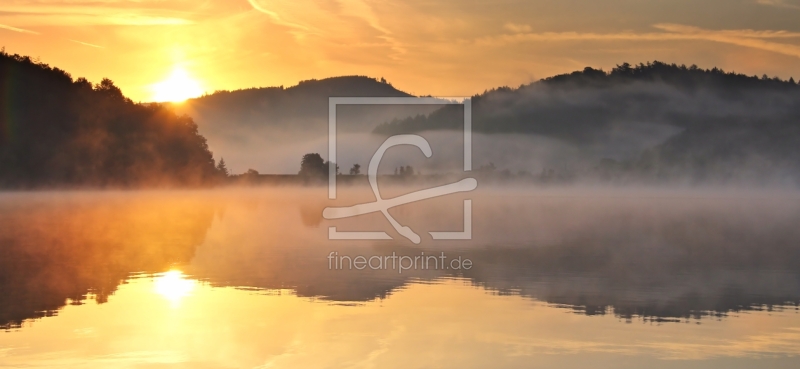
1,0,799,102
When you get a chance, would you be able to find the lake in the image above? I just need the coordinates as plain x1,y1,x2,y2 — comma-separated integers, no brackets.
1,188,799,368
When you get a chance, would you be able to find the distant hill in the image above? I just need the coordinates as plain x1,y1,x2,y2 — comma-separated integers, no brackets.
3,51,799,183
174,76,442,173
175,75,420,132
375,62,800,183
376,62,800,140
0,51,221,188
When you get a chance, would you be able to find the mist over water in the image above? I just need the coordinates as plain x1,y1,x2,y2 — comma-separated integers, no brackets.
215,127,686,178
2,187,799,318
1,186,799,367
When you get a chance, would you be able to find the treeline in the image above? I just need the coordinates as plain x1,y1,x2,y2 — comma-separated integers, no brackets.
374,61,800,184
0,51,224,188
375,61,800,139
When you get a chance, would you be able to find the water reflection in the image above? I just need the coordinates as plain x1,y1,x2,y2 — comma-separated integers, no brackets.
189,189,800,321
0,191,216,329
1,275,799,368
0,189,800,367
153,271,196,306
1,188,800,367
2,189,800,328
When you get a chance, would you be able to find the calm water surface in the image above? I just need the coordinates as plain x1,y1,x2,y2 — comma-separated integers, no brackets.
1,188,799,368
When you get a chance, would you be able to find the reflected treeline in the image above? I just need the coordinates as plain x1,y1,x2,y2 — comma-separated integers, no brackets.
186,191,800,322
459,241,800,321
460,195,800,320
3,190,800,329
0,192,217,329
461,195,800,320
185,199,437,302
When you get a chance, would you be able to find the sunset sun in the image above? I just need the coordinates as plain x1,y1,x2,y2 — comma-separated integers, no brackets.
151,68,204,102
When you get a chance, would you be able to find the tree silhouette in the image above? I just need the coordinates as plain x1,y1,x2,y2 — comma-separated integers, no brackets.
216,158,230,177
325,161,340,175
394,165,414,177
0,51,219,187
349,163,361,175
299,153,326,177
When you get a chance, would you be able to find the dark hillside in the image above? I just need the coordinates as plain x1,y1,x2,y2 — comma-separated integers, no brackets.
375,62,800,183
0,51,220,188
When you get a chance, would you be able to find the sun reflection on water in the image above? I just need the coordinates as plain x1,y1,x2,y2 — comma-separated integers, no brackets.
153,270,196,306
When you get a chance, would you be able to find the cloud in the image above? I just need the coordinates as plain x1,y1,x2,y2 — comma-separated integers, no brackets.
504,23,531,33
246,0,315,34
756,0,800,10
654,23,800,58
653,23,800,39
475,23,800,59
0,23,38,34
248,0,393,34
337,0,405,56
247,0,405,58
69,39,103,48
0,2,195,26
338,0,392,35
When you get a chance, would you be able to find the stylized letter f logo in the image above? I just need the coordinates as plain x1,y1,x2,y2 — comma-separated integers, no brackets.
324,134,477,244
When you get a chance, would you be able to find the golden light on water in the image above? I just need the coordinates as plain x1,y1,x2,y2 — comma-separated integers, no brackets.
0,191,800,367
154,270,196,305
150,68,204,103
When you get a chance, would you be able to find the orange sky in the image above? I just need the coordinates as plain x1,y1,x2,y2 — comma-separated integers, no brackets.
1,0,799,102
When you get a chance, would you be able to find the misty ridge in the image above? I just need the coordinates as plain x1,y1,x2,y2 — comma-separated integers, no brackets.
2,49,800,187
181,61,800,185
373,62,800,185
172,76,443,174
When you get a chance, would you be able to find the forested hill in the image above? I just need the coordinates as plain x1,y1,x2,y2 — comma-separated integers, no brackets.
187,75,411,112
175,75,417,132
375,61,800,140
171,76,441,174
374,62,800,183
0,51,221,188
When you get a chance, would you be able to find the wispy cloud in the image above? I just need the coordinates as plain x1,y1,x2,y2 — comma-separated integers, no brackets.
247,0,317,35
476,23,800,59
0,2,195,26
654,23,800,58
504,23,532,33
337,0,404,56
338,0,392,35
756,0,800,10
653,23,800,38
0,23,38,34
69,39,103,48
247,0,405,58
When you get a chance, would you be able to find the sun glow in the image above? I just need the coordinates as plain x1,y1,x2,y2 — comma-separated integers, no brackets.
154,270,196,305
151,68,204,102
